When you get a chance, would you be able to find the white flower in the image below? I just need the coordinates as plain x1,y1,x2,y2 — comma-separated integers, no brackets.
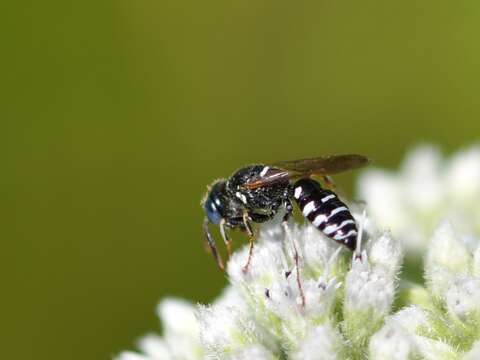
292,323,343,360
341,231,402,358
393,221,480,359
464,341,480,360
369,307,424,360
358,144,480,253
424,221,472,297
223,221,350,354
369,306,461,360
119,144,480,359
227,345,277,360
119,216,406,359
445,275,480,321
115,298,203,360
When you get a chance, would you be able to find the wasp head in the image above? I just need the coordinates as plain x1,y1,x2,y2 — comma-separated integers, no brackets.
202,180,229,225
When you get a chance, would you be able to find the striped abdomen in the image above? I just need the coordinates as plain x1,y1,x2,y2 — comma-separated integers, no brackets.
292,178,357,250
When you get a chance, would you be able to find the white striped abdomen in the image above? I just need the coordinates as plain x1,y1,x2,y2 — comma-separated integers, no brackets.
293,178,357,250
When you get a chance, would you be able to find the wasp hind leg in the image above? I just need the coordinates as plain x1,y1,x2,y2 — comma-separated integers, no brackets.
354,207,367,261
322,175,336,190
282,199,306,307
203,218,225,271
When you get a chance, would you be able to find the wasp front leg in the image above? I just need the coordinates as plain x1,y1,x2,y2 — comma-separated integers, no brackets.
219,219,232,258
242,212,255,273
203,217,225,271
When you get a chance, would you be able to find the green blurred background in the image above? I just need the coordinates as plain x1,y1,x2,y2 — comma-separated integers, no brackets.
2,1,480,359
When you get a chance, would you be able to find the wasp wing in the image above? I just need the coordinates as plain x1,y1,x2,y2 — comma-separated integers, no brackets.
273,154,370,175
241,168,292,190
242,154,370,190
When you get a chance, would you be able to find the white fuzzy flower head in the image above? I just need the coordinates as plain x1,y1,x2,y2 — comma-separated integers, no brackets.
369,311,421,360
116,298,203,360
118,214,405,360
342,231,403,357
292,323,343,360
358,144,480,253
119,144,480,360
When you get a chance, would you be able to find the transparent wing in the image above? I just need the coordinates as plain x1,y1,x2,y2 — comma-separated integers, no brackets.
273,154,370,175
242,154,370,190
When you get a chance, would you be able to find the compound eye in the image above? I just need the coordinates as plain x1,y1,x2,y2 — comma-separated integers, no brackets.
204,196,223,225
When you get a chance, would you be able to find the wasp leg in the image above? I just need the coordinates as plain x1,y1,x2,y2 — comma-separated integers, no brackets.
322,175,336,190
203,217,225,271
242,212,255,273
354,207,367,261
283,198,294,222
282,201,306,308
220,219,232,258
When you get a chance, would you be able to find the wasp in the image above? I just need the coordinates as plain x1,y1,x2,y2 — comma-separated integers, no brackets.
201,154,370,271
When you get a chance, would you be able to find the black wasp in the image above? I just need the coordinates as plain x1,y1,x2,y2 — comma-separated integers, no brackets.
202,154,370,271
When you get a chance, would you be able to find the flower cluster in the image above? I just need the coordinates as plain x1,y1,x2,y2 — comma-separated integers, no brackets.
117,145,480,360
370,220,480,359
358,145,480,254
